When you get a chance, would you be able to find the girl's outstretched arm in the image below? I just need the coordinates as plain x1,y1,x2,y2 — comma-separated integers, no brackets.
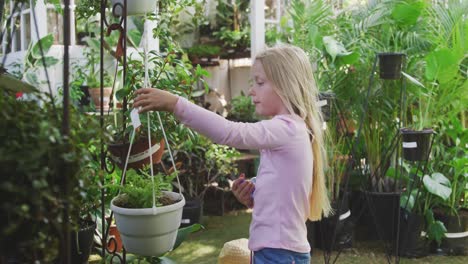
134,88,295,150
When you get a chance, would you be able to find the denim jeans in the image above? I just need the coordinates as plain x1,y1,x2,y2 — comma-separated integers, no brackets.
253,248,310,264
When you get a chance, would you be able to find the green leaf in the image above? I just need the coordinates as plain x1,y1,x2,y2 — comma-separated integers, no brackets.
425,210,447,245
423,173,452,200
0,72,37,93
30,34,54,59
172,224,203,251
425,49,458,81
402,72,425,88
323,36,351,62
338,52,359,66
116,87,131,101
392,1,423,26
25,72,39,86
191,90,205,97
34,56,59,68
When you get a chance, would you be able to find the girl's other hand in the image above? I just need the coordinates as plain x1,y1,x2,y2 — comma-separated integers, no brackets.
232,173,255,208
134,88,178,113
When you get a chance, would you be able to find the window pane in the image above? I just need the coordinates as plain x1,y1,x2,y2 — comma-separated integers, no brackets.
13,15,21,52
47,9,63,44
24,13,31,49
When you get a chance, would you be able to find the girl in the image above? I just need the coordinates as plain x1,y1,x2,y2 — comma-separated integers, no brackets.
134,44,331,263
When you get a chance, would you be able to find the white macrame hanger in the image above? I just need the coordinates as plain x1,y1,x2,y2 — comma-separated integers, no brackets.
142,15,182,212
118,15,182,214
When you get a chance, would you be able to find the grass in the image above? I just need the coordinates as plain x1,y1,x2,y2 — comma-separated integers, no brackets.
166,210,468,264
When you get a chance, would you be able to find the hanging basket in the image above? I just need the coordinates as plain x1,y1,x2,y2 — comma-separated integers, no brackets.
377,52,405,80
400,128,433,162
108,138,165,169
111,0,158,16
110,191,185,256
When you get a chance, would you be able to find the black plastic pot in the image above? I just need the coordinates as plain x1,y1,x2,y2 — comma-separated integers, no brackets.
203,185,225,216
312,194,353,251
70,220,96,264
318,92,336,122
360,191,400,242
432,209,468,256
395,210,428,257
400,128,433,162
181,198,203,228
378,53,405,79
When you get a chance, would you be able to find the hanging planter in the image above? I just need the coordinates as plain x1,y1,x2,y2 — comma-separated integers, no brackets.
400,128,433,162
108,138,165,169
111,191,185,256
378,52,405,80
111,0,158,16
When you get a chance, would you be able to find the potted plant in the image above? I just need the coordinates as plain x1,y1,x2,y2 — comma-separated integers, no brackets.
310,118,353,251
110,169,185,256
69,162,102,264
107,46,208,170
187,44,222,66
162,132,240,218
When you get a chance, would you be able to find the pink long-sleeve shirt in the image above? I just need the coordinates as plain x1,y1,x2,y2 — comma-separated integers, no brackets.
174,97,313,253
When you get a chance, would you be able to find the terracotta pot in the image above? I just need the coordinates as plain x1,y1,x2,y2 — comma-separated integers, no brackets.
108,138,165,169
107,225,123,253
88,87,112,111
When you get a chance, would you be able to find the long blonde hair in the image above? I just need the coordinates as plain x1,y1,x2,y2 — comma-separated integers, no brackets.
255,44,332,221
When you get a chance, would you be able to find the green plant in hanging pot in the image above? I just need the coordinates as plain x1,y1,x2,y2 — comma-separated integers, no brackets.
110,168,185,256
108,45,209,170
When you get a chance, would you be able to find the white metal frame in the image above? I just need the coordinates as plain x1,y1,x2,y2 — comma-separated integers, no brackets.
3,0,77,55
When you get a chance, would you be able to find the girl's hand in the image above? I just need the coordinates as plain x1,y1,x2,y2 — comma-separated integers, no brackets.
134,88,179,113
232,173,255,208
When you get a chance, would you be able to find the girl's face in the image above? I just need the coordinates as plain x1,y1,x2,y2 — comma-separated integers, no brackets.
249,60,289,117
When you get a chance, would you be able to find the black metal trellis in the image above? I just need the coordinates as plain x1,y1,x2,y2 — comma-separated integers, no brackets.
99,0,127,262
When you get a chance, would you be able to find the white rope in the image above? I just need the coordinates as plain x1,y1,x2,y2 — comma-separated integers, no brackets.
119,16,182,213
143,17,157,213
118,129,136,189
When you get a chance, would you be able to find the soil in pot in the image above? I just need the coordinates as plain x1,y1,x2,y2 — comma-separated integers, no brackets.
400,128,434,162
